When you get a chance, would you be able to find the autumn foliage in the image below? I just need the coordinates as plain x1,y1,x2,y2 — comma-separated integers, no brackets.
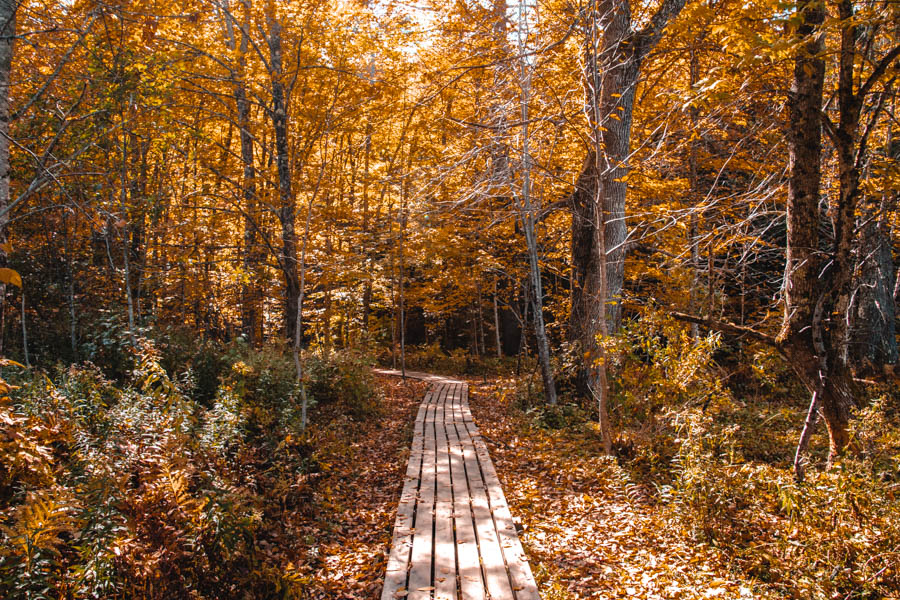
1,0,899,598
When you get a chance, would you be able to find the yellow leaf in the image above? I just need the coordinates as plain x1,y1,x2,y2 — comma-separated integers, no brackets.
0,268,22,288
0,242,11,253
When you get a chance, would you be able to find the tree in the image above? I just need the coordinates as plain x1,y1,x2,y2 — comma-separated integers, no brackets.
572,0,687,437
0,0,14,353
515,0,558,404
783,0,900,476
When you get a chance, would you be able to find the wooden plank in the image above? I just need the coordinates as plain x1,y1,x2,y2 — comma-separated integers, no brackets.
463,391,541,600
433,386,457,600
408,398,437,600
447,388,484,600
382,392,428,600
457,399,515,600
383,376,541,600
419,388,436,422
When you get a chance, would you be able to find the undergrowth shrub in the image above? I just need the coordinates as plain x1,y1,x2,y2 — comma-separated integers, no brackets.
527,402,590,430
0,341,319,599
217,345,303,438
306,349,381,420
609,310,900,599
618,310,731,425
401,341,446,370
401,342,518,376
156,327,228,404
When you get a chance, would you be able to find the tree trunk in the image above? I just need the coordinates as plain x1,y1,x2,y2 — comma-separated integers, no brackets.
848,213,899,375
266,14,300,342
688,45,701,339
830,1,899,377
221,1,263,345
570,0,686,400
119,123,137,346
493,275,502,357
0,0,15,355
516,0,557,404
779,0,853,464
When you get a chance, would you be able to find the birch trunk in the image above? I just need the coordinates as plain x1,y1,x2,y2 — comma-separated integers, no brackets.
0,1,15,355
516,0,557,405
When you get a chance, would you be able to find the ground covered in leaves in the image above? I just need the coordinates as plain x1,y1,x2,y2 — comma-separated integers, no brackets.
467,380,752,600
467,378,899,600
291,375,428,598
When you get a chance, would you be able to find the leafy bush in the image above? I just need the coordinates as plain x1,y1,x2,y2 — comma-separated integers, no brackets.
306,348,380,420
217,344,303,438
0,343,318,599
401,341,447,370
528,402,590,430
401,342,518,376
610,312,900,598
617,310,731,425
155,326,228,404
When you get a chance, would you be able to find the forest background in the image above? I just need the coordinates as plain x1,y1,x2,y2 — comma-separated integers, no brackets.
0,0,898,598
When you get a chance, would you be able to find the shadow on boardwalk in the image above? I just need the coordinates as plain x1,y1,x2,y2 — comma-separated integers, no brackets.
377,369,541,600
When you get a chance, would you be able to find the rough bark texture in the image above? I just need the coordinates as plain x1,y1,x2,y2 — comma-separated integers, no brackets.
0,0,14,352
266,16,300,342
220,1,264,344
779,0,854,463
237,85,263,344
570,0,686,399
0,0,11,242
849,212,899,375
831,0,899,377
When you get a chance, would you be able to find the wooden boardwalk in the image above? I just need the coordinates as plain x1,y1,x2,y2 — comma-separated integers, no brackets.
377,370,541,600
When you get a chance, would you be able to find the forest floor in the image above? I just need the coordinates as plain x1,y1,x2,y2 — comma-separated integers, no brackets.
289,375,428,599
301,374,777,600
467,378,765,600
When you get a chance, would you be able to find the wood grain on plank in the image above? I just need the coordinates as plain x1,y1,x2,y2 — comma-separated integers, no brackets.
447,387,484,600
457,400,515,600
381,392,427,600
433,385,457,600
408,399,438,600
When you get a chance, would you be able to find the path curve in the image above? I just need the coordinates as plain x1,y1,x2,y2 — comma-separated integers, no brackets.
374,368,461,384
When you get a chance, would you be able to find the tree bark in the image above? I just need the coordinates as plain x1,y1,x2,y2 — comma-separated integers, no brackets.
493,275,502,357
571,0,686,416
0,0,15,355
779,0,855,464
848,212,898,375
829,1,900,377
516,0,557,404
265,14,300,342
220,0,264,345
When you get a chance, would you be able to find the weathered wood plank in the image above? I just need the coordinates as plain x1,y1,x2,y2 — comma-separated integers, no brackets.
463,393,541,600
456,392,515,600
382,374,540,600
408,400,437,600
447,388,484,600
381,393,428,600
433,387,457,600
